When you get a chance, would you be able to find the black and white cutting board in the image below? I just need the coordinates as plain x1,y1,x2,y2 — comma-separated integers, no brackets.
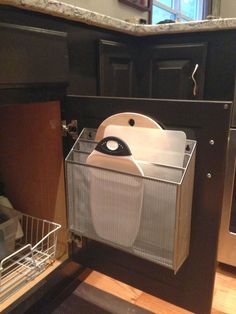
86,137,144,247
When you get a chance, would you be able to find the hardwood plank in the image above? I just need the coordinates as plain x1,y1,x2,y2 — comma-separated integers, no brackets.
211,310,226,314
71,283,153,314
80,270,192,313
135,293,193,314
78,264,236,314
81,270,143,304
19,263,236,314
212,265,236,314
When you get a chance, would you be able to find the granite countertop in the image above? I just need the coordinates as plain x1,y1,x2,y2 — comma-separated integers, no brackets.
1,0,236,36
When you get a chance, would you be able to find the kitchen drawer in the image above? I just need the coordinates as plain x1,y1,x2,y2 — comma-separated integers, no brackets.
0,22,69,87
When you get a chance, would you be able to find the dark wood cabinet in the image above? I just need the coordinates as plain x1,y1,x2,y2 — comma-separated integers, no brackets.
99,40,207,99
0,22,69,87
63,95,231,314
0,7,235,314
147,43,207,99
99,39,135,97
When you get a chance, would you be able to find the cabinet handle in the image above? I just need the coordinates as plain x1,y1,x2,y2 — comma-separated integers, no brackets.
191,64,199,96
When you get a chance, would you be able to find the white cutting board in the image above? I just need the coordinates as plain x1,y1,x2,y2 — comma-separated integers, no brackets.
87,138,144,247
87,150,144,176
95,112,161,142
104,125,186,168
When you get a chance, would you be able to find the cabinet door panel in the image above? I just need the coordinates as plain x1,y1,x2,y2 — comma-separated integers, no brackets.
110,58,133,96
148,43,207,99
151,59,191,99
0,23,69,86
99,40,134,97
0,102,67,257
64,95,231,314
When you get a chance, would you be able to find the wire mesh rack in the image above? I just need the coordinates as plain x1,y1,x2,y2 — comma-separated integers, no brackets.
0,213,61,303
66,128,196,273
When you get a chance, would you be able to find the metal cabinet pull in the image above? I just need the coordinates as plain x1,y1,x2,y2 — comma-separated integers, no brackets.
191,64,199,96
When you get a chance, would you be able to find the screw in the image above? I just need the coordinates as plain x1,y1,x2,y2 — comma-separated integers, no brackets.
186,144,191,152
224,104,229,110
209,140,215,145
206,173,212,179
129,119,135,126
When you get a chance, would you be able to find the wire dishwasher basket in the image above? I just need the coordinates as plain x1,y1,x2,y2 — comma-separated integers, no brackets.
66,128,196,273
0,213,61,303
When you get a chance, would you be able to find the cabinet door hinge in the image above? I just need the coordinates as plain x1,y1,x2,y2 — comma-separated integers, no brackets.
68,231,86,248
62,120,78,140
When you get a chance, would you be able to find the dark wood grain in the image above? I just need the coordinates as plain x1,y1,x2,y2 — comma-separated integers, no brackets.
0,5,235,314
0,85,67,106
0,6,137,96
231,73,236,127
65,95,232,314
99,39,136,97
0,22,69,86
0,6,235,102
140,31,236,101
147,43,207,99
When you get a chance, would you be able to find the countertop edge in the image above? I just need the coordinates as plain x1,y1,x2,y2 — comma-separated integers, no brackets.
1,0,236,36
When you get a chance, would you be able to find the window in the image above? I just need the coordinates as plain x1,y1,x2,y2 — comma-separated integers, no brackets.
152,0,203,24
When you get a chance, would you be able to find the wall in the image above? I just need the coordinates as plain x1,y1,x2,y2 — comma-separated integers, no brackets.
220,0,236,18
60,0,148,22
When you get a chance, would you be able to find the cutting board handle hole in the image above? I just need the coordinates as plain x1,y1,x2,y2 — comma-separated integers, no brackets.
129,119,135,126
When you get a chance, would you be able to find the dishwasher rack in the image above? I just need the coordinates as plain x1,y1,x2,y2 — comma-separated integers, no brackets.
0,213,61,303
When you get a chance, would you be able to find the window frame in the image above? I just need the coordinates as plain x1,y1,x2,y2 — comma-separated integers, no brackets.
152,0,204,23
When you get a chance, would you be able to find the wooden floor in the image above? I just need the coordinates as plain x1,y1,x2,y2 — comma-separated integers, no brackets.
212,264,236,314
78,263,236,314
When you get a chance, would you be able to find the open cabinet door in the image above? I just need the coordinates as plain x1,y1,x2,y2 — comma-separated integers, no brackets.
62,95,231,314
0,102,66,225
0,96,232,314
0,101,68,312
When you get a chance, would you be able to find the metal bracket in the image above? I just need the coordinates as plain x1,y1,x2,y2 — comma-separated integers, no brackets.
62,120,78,140
68,232,86,248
